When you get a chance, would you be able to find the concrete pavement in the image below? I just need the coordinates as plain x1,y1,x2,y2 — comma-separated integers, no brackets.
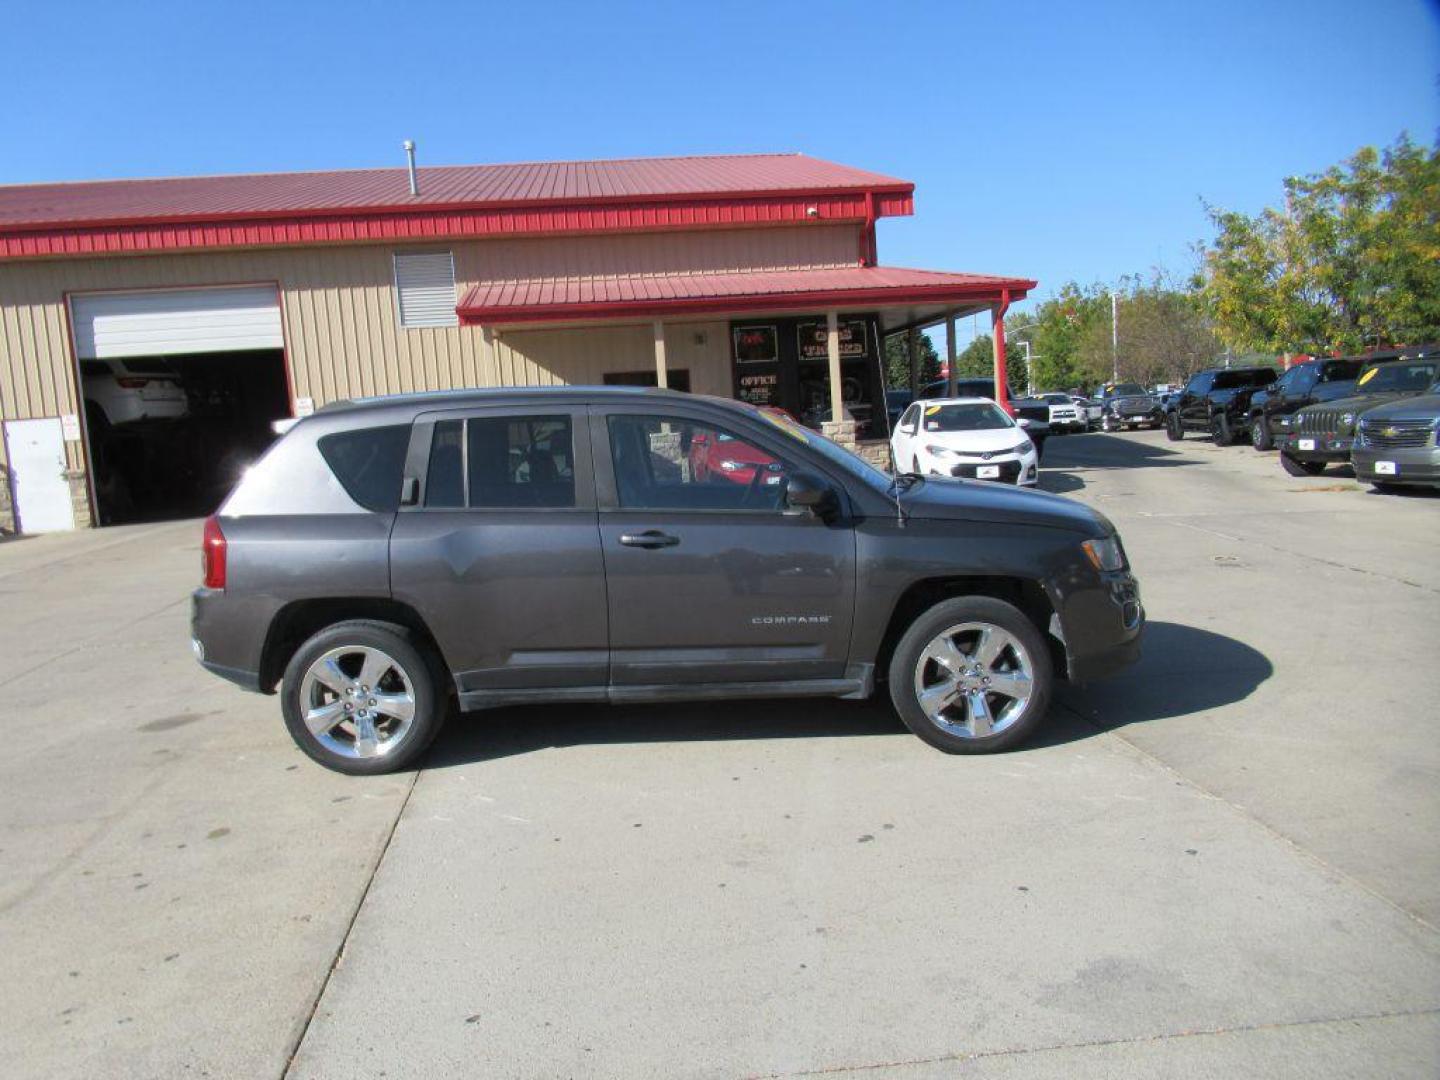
1,430,1437,1079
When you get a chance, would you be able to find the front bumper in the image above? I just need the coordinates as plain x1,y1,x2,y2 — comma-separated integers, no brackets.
945,456,1039,485
1352,444,1440,486
1281,433,1353,463
1054,566,1144,683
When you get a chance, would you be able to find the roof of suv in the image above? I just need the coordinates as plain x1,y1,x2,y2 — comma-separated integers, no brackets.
319,384,698,417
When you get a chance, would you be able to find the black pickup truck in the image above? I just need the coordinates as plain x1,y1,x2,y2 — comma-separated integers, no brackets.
1165,367,1278,444
1248,357,1361,450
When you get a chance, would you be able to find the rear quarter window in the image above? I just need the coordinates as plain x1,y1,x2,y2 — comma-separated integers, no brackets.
317,424,411,512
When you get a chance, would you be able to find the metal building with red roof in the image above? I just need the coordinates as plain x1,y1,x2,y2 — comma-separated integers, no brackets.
0,151,1033,532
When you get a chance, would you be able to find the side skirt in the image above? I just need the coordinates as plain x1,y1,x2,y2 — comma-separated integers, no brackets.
457,664,875,713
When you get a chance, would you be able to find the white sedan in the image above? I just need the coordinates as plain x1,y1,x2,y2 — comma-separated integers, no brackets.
891,398,1040,486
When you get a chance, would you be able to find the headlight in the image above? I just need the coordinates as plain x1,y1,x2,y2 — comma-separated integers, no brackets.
924,445,960,459
1081,535,1126,572
1011,441,1034,455
1340,412,1355,430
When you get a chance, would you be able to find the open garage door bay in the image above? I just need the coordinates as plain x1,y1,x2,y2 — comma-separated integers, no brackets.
71,286,291,527
72,285,284,359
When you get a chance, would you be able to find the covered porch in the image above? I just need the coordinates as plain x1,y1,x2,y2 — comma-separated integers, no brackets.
456,264,1035,456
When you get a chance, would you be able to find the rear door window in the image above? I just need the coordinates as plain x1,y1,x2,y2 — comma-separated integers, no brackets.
422,414,576,509
318,424,412,512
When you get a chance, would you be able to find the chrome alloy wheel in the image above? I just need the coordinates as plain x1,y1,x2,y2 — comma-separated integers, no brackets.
912,622,1035,739
298,646,416,759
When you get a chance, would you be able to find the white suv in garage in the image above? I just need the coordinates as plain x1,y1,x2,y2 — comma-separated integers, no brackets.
81,359,189,426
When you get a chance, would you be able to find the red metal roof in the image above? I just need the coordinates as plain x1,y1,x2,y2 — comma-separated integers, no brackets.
0,153,910,229
457,266,1035,325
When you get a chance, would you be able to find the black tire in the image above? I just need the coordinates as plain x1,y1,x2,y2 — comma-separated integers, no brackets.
281,620,447,775
1251,416,1273,451
1213,414,1236,446
1371,481,1401,494
1280,453,1326,477
1166,412,1184,441
888,596,1053,755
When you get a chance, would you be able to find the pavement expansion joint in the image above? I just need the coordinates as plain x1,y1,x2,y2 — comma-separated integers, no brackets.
750,1005,1440,1078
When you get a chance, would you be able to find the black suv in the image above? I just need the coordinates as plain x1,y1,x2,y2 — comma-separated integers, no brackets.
1166,367,1278,444
1247,357,1361,450
1279,356,1440,475
191,388,1142,774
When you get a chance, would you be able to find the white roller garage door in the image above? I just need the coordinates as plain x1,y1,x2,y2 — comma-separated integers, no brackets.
72,285,284,359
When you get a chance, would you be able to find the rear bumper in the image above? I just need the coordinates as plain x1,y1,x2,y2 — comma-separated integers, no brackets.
191,587,271,693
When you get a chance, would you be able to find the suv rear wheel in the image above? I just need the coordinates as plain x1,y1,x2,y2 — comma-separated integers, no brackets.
281,620,446,775
888,596,1053,754
1212,414,1237,446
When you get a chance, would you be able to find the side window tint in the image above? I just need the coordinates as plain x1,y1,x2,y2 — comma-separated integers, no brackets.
899,404,918,432
317,424,411,512
607,414,790,512
425,420,464,508
468,415,575,508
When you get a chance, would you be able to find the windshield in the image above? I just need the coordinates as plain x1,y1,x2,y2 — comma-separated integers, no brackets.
920,402,1015,432
746,404,892,488
1041,394,1071,405
1355,361,1439,394
1109,383,1146,396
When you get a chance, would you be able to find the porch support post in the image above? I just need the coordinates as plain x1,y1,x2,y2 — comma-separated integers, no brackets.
907,328,919,396
991,291,1012,414
653,320,668,389
826,310,843,422
945,311,957,396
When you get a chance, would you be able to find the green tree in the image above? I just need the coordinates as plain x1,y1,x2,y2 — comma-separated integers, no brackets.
1198,135,1440,353
883,331,940,389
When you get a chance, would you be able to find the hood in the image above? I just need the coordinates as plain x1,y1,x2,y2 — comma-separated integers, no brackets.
899,477,1109,535
910,427,1030,453
1298,390,1425,414
1356,392,1440,423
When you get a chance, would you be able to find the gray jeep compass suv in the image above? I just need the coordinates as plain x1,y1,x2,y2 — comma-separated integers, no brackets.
192,387,1143,774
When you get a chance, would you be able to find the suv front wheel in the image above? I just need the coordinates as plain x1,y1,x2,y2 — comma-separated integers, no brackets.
1166,412,1184,441
281,620,447,774
888,596,1053,754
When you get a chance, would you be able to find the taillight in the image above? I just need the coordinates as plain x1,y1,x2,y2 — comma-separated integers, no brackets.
115,377,151,389
202,515,227,590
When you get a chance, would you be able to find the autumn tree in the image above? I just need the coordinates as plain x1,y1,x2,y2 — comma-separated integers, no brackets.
1198,135,1440,354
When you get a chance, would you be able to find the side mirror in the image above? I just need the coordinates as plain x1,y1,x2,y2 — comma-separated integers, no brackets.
786,471,838,519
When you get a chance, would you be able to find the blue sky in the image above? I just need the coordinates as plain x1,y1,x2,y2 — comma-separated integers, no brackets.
4,0,1436,349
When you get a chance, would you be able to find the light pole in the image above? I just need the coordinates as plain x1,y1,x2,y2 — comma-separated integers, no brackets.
1005,325,1037,396
1110,291,1119,383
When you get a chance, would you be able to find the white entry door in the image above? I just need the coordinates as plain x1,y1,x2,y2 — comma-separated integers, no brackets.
4,418,76,533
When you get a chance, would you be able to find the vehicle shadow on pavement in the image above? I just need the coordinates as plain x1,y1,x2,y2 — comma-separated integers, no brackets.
425,697,909,769
1053,619,1272,734
421,621,1269,768
1040,434,1199,495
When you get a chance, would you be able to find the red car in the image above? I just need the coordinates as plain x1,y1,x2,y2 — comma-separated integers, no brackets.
688,427,786,486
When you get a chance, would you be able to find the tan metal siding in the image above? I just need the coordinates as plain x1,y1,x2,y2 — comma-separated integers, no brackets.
454,224,859,287
493,322,731,396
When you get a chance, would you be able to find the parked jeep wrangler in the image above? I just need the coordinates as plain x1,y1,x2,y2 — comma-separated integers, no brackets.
1279,356,1440,476
1247,357,1361,451
192,388,1143,774
1165,367,1278,444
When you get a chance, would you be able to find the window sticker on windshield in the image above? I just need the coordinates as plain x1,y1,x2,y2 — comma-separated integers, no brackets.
1358,367,1378,386
756,409,811,444
924,405,942,415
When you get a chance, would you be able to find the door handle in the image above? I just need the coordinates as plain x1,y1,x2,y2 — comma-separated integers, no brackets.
619,530,680,549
